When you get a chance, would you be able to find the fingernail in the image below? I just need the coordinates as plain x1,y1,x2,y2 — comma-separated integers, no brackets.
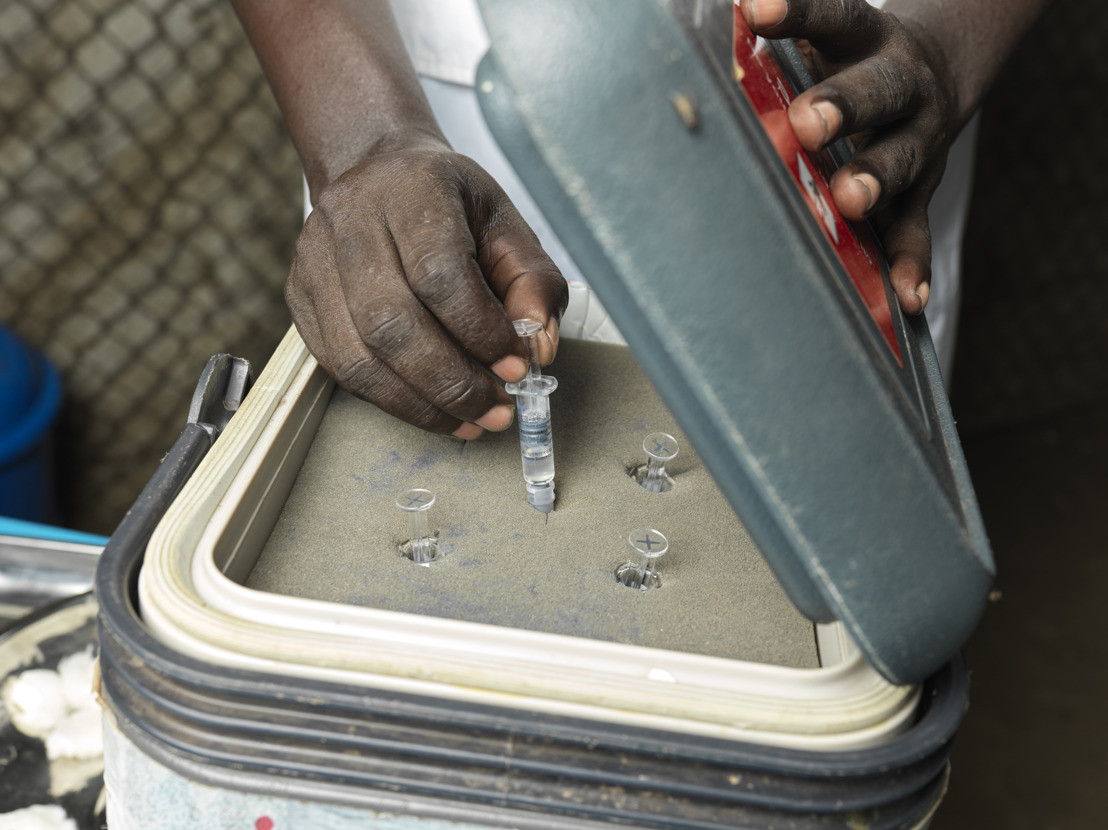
491,354,527,382
476,404,514,432
747,0,788,28
452,422,483,440
851,173,879,212
915,282,930,311
810,100,841,145
543,317,560,358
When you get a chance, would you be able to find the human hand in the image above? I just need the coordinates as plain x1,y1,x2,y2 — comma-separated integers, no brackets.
287,142,568,439
740,0,960,314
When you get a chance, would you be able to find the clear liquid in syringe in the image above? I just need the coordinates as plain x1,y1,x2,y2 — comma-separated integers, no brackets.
519,410,555,481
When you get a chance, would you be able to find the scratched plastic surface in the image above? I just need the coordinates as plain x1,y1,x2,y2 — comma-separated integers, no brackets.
247,340,817,667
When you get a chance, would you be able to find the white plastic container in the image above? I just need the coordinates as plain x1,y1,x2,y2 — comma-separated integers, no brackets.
96,3,988,826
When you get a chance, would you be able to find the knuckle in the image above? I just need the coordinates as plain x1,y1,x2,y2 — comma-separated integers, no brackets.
291,212,338,272
886,142,925,192
872,57,911,113
428,374,492,414
283,271,308,313
330,356,448,432
408,250,468,305
330,353,390,395
332,355,464,435
328,342,453,425
354,302,421,356
291,222,317,263
804,0,882,51
334,228,375,274
284,257,322,324
310,187,354,232
839,0,876,30
407,404,455,433
314,186,341,214
552,273,571,316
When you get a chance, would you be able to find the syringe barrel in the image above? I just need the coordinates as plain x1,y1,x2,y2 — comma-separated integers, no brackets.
506,375,558,485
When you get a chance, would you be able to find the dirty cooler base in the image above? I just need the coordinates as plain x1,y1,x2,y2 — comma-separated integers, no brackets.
99,574,962,829
95,330,965,830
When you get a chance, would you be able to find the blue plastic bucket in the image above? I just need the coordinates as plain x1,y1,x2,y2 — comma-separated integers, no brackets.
0,326,63,522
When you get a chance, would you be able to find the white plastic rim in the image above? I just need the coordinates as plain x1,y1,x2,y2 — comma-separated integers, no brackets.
138,323,921,752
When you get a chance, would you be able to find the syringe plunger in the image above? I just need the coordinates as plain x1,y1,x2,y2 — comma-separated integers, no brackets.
512,318,544,379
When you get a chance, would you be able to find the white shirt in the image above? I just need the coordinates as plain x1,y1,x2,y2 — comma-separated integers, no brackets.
389,0,489,86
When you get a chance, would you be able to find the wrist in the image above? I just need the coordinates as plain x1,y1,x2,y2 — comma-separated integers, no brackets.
886,0,1052,132
304,126,451,200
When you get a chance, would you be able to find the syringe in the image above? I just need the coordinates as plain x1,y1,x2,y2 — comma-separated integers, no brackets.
504,319,558,514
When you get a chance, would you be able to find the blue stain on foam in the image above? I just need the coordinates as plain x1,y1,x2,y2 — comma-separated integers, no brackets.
406,450,436,475
457,558,483,568
366,457,399,491
556,609,581,629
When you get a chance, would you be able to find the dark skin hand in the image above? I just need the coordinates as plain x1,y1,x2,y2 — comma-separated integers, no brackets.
234,0,1048,429
740,0,1051,314
230,0,567,439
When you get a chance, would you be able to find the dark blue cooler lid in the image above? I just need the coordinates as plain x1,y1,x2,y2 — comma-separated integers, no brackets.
476,0,993,685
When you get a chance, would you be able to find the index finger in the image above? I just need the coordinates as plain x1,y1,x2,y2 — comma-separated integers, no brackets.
389,158,568,378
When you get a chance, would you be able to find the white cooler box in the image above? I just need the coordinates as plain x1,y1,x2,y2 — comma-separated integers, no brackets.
95,2,992,827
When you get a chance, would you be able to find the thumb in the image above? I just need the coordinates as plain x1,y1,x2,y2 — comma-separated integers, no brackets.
477,215,569,367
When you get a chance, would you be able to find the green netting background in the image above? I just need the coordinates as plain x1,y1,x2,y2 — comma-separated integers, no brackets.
0,0,302,533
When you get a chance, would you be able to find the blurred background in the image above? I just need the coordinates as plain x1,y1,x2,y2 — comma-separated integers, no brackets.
939,0,1108,825
1,0,1105,827
0,0,301,535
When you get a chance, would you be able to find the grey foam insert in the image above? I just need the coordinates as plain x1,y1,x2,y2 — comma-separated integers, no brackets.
247,339,818,668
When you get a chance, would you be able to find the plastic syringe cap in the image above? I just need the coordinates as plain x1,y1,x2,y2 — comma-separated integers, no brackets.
526,481,555,514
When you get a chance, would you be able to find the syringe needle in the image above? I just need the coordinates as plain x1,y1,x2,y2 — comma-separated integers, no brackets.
505,318,559,514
